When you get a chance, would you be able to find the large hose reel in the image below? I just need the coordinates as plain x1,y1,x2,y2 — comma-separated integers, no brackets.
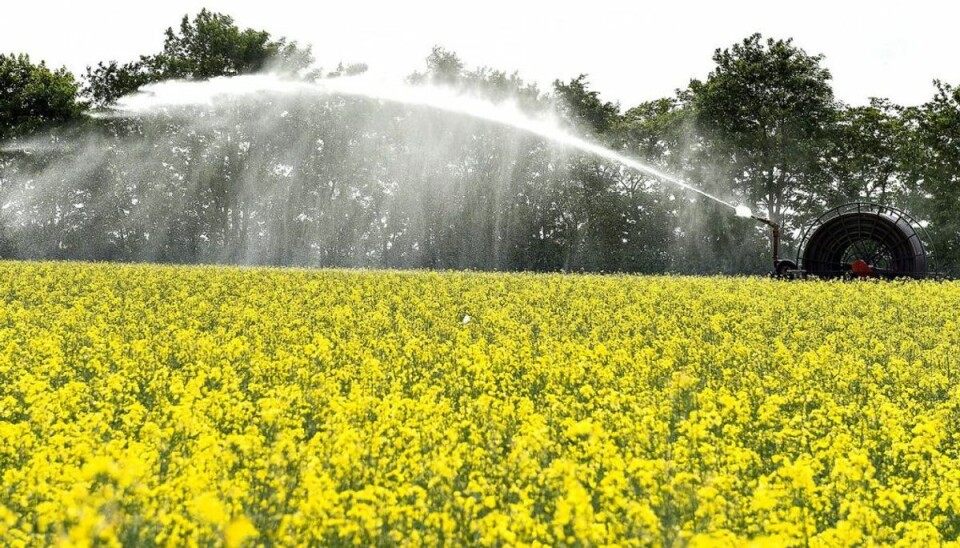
797,203,933,279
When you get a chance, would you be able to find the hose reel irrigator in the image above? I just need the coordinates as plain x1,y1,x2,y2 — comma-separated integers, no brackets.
752,203,936,279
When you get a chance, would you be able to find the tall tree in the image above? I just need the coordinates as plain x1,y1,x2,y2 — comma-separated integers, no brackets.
0,54,84,257
902,81,960,270
84,9,314,107
407,46,464,86
553,75,621,135
688,34,837,228
829,99,907,204
549,76,627,271
0,54,83,142
158,9,307,78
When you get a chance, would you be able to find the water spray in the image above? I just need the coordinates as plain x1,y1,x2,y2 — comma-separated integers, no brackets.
0,144,31,155
105,74,751,216
4,72,938,278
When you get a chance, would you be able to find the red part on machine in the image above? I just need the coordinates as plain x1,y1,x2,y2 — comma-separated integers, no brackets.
850,259,875,277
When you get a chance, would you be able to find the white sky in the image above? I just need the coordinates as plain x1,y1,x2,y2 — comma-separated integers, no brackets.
2,0,958,108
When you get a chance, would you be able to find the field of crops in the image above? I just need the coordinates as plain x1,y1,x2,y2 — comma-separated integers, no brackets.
1,261,959,546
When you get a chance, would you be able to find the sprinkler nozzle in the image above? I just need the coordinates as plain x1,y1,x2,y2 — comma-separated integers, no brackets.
751,215,779,230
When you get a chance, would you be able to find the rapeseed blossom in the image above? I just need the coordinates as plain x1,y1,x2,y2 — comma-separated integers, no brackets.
1,261,959,545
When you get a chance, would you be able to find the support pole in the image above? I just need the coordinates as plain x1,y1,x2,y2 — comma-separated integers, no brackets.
751,216,780,270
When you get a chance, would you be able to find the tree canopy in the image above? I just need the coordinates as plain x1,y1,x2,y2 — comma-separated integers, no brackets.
689,34,837,226
83,9,314,107
0,54,83,142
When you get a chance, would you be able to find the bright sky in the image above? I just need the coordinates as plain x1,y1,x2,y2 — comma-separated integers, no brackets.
3,0,958,108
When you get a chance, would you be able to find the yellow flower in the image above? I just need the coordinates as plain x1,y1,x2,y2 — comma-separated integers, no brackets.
2,261,959,545
224,516,258,548
190,492,229,525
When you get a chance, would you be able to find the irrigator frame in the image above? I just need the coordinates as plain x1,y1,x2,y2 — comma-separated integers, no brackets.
756,202,939,280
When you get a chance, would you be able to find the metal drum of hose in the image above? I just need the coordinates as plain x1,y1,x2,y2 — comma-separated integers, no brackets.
800,210,928,278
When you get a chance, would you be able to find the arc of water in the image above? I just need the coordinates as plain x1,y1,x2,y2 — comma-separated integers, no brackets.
108,73,753,217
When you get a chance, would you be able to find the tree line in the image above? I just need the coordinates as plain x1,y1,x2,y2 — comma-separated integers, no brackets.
1,10,958,274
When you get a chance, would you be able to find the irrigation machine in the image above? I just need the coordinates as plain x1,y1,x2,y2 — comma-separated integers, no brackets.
751,202,939,280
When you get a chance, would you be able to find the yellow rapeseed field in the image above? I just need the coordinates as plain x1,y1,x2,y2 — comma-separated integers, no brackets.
1,261,960,546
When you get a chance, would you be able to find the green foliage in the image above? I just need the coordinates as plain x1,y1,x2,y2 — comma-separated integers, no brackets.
327,62,369,79
409,46,544,112
82,59,156,108
0,54,83,142
689,34,837,226
829,99,907,203
407,47,459,86
160,10,273,78
904,81,960,267
553,75,622,135
156,9,313,79
423,46,464,85
83,9,314,107
623,97,687,158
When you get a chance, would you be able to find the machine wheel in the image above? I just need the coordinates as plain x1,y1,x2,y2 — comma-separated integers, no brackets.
774,259,798,277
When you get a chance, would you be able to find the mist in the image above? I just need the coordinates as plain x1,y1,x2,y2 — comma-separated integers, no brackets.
0,73,761,273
